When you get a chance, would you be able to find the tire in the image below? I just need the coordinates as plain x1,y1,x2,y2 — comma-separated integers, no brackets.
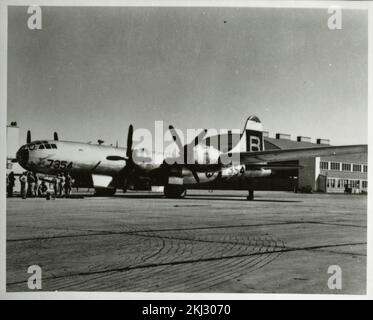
164,185,186,198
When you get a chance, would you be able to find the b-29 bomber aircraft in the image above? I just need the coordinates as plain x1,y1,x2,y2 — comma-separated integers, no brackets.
16,115,367,199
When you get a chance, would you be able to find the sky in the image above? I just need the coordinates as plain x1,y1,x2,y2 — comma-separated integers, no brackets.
7,6,368,147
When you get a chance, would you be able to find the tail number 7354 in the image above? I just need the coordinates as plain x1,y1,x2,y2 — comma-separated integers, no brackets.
46,159,73,170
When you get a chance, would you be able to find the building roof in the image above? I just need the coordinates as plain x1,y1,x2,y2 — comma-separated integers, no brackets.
264,137,367,163
264,137,321,150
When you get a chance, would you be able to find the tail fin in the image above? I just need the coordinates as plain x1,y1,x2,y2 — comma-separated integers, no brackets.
230,115,264,153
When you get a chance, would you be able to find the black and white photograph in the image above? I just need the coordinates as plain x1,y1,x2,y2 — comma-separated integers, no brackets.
1,1,371,299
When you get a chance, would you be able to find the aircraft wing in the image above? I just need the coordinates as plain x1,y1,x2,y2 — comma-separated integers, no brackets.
230,144,367,165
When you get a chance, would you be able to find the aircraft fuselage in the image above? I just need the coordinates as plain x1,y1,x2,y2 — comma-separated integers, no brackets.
16,140,127,188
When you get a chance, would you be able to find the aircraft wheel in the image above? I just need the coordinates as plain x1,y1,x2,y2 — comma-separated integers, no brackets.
94,188,116,196
164,185,186,199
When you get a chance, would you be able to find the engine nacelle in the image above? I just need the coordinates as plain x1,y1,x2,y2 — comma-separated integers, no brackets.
221,165,271,179
133,148,162,173
242,168,272,178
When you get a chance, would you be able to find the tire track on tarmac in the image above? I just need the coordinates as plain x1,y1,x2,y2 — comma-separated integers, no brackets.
6,220,366,291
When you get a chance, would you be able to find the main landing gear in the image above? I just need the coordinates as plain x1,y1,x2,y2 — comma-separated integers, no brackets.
247,189,254,201
164,185,186,199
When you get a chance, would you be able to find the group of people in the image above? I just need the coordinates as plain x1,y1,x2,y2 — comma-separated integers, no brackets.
51,173,74,198
7,171,74,199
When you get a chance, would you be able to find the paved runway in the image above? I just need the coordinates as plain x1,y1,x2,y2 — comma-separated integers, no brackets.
6,190,367,294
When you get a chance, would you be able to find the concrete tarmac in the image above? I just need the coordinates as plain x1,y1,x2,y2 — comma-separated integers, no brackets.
6,190,367,294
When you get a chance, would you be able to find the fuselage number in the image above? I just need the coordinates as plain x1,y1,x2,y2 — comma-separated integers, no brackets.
46,159,73,170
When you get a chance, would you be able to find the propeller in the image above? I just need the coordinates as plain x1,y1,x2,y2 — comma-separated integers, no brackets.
167,125,208,183
168,126,207,164
26,130,31,144
118,124,136,189
54,132,59,141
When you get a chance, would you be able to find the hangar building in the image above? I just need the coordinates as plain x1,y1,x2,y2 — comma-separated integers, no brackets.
263,132,368,194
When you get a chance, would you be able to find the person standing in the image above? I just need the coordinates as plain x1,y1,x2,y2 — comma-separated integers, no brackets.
19,172,27,199
7,171,15,197
33,173,39,197
64,172,72,197
58,174,65,197
27,172,35,197
51,175,58,197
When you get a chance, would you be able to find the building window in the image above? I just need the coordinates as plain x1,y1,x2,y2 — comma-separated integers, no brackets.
342,163,351,171
327,178,336,188
363,165,368,173
362,181,368,189
353,164,362,172
350,180,360,188
343,180,349,188
337,179,342,188
330,162,340,171
320,161,329,170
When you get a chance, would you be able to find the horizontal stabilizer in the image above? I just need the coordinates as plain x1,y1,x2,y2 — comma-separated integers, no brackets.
246,164,304,170
231,144,367,165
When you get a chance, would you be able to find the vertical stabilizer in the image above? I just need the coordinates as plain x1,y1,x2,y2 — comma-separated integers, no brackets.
230,115,264,153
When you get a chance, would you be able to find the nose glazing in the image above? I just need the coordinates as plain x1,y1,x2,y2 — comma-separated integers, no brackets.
16,147,29,167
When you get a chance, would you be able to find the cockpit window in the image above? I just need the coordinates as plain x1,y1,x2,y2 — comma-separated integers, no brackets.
45,144,51,149
39,145,45,149
51,144,57,149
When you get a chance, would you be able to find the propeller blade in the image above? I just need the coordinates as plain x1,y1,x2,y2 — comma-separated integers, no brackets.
53,132,59,141
168,126,208,165
192,129,208,147
26,130,31,144
168,125,184,152
184,129,208,164
126,125,133,159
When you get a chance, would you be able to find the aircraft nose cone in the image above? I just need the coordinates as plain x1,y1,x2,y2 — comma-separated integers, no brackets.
16,147,29,168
